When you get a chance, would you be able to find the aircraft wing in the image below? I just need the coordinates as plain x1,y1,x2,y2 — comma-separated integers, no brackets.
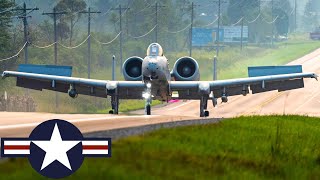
170,66,318,100
1,65,145,99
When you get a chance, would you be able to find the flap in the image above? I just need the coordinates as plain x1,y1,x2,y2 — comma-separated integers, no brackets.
18,64,72,77
248,65,302,77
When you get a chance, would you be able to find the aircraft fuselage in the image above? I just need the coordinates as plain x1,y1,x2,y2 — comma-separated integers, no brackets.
142,55,171,101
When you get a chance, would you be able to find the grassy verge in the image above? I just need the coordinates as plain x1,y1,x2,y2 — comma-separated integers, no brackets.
1,115,320,179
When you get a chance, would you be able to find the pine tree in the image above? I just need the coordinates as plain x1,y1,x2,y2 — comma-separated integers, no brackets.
0,0,14,53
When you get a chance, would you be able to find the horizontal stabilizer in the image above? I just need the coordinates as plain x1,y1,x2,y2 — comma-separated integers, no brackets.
248,65,302,77
18,64,72,77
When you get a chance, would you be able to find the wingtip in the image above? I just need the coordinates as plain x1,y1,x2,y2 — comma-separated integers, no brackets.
1,71,7,79
312,73,318,81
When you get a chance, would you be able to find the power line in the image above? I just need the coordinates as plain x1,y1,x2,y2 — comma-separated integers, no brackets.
58,35,91,49
195,16,219,27
0,42,27,62
128,25,157,39
231,17,244,26
31,42,56,49
0,2,24,14
92,32,121,45
245,13,261,24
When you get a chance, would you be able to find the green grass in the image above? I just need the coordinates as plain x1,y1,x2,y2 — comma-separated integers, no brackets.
2,115,320,179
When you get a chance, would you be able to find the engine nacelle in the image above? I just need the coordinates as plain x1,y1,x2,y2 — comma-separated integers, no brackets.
171,57,200,81
122,56,143,81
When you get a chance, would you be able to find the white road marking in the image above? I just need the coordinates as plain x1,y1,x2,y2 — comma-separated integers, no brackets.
168,100,195,111
0,115,160,130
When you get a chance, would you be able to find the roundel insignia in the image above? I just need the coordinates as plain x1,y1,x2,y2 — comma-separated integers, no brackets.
0,119,111,179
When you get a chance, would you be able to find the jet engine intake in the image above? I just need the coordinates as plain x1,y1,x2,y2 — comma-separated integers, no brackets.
171,57,200,81
123,56,143,81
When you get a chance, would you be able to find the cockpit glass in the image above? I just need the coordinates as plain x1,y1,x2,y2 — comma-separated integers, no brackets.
147,43,163,56
151,45,158,55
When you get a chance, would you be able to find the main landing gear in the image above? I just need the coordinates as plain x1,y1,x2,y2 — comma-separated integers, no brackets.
200,96,209,117
109,95,119,114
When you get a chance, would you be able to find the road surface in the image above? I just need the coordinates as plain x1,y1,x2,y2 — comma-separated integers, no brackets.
0,48,319,137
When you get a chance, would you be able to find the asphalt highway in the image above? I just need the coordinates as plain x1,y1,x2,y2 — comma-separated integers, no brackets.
0,48,319,137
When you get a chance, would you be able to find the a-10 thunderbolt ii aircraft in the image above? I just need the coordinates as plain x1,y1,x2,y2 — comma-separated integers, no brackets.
1,43,318,117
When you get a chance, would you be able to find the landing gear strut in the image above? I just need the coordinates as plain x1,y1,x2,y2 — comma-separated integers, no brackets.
145,103,151,115
143,83,152,115
109,95,119,114
200,96,209,117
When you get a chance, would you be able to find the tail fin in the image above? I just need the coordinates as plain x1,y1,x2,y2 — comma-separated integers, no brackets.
248,65,302,77
18,64,72,77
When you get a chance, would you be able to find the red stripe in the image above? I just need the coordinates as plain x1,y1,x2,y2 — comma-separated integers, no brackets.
4,145,30,150
83,145,108,150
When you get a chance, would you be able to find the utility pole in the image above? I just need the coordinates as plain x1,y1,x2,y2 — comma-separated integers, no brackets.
240,17,244,50
213,0,226,56
187,2,200,57
111,5,130,72
112,55,116,80
216,0,221,56
80,7,101,79
271,0,274,46
190,2,194,57
294,0,297,32
213,56,217,80
42,8,67,65
43,8,67,112
152,3,166,43
15,3,39,64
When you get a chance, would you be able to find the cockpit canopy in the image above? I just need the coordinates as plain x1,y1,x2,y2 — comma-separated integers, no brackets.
147,43,163,56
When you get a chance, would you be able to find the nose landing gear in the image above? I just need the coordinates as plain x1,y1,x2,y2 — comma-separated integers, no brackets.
143,83,152,115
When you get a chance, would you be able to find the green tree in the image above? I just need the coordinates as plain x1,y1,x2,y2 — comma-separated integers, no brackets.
304,0,320,31
227,0,259,24
274,9,289,36
0,0,14,52
54,0,87,45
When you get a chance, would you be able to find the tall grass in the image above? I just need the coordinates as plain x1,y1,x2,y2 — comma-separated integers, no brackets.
2,115,320,179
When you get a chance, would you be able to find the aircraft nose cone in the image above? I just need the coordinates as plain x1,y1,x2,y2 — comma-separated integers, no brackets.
148,62,158,72
148,62,158,78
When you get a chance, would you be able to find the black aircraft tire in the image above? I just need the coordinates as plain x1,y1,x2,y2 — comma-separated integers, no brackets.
205,111,209,117
146,104,151,115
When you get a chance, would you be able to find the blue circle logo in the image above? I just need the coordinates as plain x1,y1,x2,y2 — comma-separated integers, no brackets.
0,119,111,179
28,119,84,179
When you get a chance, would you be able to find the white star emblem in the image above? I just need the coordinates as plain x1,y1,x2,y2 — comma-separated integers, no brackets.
32,123,80,171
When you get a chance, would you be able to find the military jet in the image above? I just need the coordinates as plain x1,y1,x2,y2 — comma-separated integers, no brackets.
1,43,318,117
